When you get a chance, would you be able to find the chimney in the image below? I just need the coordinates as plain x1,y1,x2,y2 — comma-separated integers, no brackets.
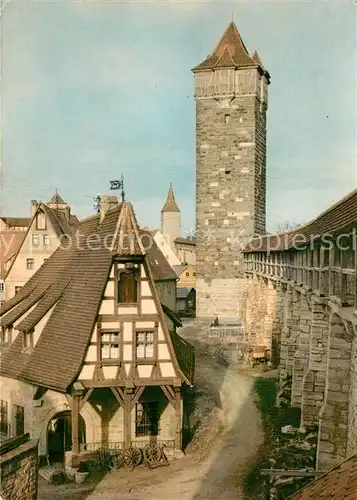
31,200,38,216
100,195,119,222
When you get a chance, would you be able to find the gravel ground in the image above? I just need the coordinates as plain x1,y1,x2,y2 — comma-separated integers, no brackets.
39,323,264,500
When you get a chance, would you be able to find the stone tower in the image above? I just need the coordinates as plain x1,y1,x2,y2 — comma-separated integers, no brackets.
193,21,270,317
161,183,181,247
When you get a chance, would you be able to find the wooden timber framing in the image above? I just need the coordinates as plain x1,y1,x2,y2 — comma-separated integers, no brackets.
245,229,357,313
69,383,183,452
81,377,182,388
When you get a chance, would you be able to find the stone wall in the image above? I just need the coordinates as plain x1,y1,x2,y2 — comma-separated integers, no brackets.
317,313,354,470
242,276,357,471
195,90,267,317
0,436,38,500
301,297,329,427
348,332,357,456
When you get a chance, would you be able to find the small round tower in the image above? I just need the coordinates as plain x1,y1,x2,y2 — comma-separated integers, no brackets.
161,183,181,247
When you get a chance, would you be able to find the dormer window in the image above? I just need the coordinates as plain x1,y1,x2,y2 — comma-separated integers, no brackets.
23,331,34,352
117,267,138,304
0,327,10,348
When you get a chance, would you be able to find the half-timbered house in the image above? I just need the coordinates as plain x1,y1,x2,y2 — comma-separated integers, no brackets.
0,200,195,467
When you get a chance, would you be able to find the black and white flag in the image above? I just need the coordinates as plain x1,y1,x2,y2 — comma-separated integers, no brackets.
110,180,122,190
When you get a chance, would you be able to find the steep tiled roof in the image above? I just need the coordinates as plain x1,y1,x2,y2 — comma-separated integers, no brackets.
161,184,180,213
289,453,357,499
192,21,256,72
0,202,183,391
143,230,177,280
0,217,31,228
111,202,145,256
245,188,357,253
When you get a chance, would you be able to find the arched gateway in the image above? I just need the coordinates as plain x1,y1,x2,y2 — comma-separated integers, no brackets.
47,410,86,463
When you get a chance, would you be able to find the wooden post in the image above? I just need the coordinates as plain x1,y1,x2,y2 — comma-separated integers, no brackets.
124,389,132,449
71,382,84,457
174,387,182,450
71,394,80,456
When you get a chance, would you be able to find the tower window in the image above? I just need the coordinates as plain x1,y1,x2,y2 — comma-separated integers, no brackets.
225,169,231,175
225,114,230,123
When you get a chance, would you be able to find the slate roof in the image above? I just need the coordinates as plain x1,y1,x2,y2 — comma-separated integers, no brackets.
47,193,67,205
161,183,180,213
177,287,195,299
0,202,187,392
173,265,188,277
0,217,31,228
192,21,263,73
289,453,357,499
245,188,357,253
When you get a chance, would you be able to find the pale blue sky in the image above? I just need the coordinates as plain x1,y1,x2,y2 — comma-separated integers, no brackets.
1,0,356,234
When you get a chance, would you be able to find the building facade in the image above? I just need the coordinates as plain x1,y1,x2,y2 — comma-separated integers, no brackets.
0,198,195,467
193,21,269,317
4,193,78,301
173,264,196,289
0,217,30,303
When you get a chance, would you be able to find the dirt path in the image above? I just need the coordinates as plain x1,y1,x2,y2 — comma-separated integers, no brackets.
39,324,263,500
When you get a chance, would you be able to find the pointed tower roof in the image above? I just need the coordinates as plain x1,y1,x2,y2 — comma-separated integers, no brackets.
161,183,180,213
111,201,146,256
251,50,265,71
192,21,255,72
47,192,67,206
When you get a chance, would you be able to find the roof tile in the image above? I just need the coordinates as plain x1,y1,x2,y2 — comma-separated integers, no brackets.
290,453,357,499
192,21,256,71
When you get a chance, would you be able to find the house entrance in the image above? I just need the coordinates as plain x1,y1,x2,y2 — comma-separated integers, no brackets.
47,410,85,463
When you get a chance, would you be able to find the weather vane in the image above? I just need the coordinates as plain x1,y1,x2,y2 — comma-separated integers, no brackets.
109,174,125,202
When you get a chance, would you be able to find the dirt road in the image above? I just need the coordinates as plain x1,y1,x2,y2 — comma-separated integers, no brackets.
39,324,263,500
